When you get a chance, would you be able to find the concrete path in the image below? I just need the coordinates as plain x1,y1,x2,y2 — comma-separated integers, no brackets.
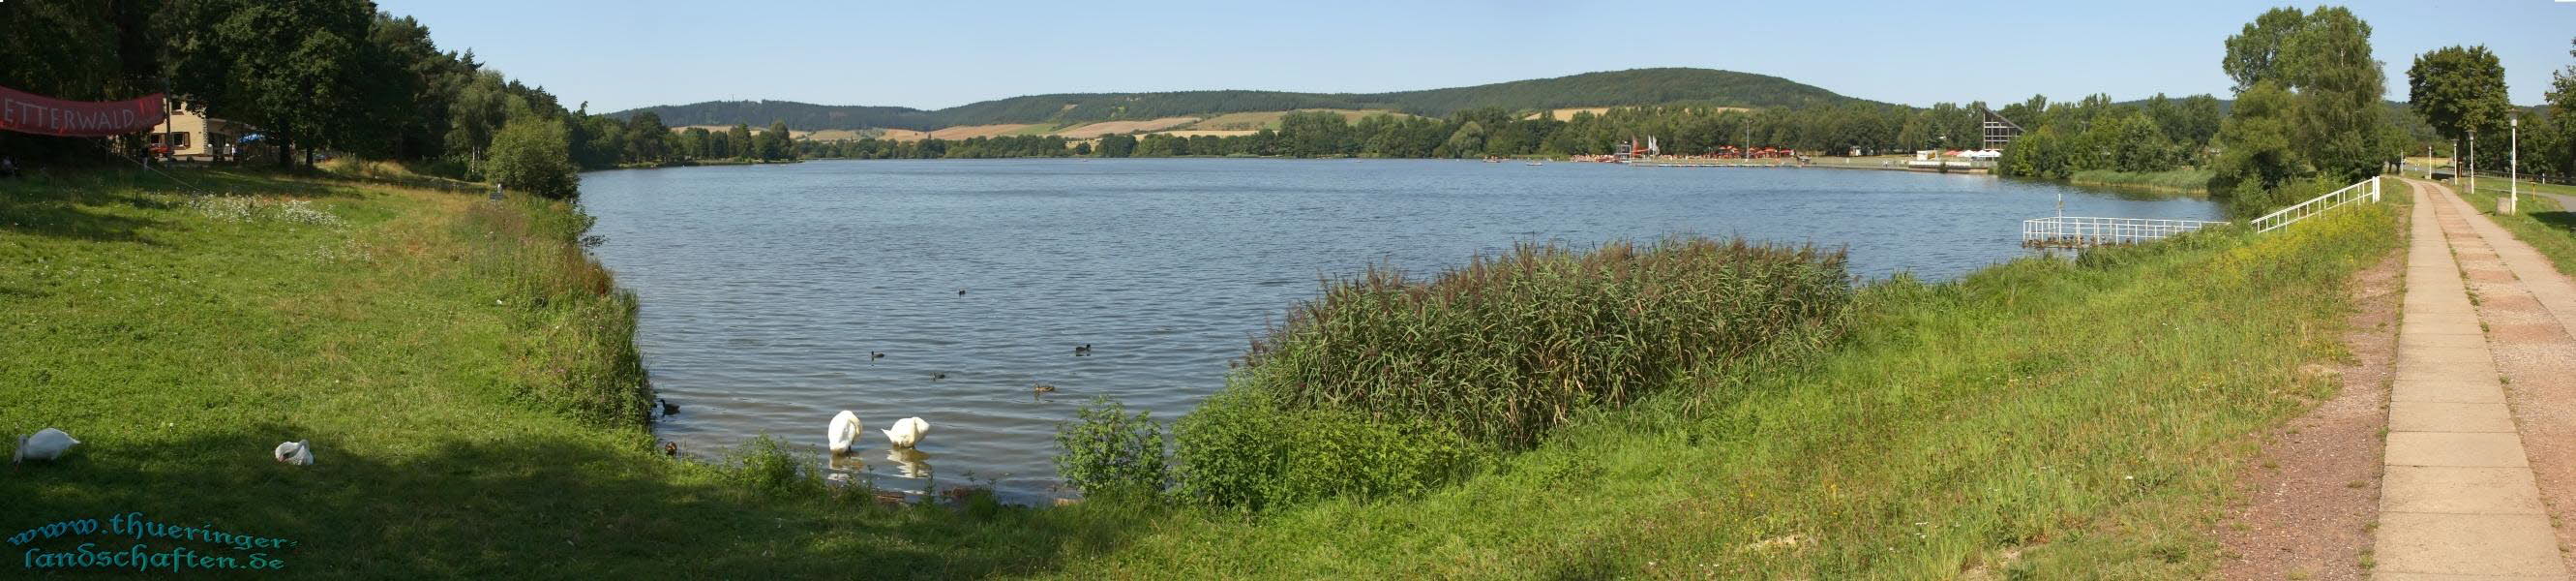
2371,178,2573,579
2538,191,2576,214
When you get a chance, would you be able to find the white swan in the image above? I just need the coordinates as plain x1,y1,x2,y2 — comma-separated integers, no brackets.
13,428,78,463
882,416,929,448
827,411,863,454
274,441,314,466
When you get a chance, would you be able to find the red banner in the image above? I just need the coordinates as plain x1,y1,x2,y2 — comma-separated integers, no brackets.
0,85,167,138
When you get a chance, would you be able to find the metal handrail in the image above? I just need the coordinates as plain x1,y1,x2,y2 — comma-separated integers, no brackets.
2022,216,2230,248
2248,176,2380,233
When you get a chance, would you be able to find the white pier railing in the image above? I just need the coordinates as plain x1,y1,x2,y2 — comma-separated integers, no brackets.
2021,216,2230,248
2249,176,2381,233
2018,176,2382,248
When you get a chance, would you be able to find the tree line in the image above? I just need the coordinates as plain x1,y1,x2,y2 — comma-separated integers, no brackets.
794,101,2172,163
2408,39,2576,184
0,0,801,198
1998,5,2410,213
621,68,1861,131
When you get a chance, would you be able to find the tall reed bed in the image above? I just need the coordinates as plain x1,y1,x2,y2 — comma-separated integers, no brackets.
1237,236,1854,448
457,196,651,428
1138,236,1856,509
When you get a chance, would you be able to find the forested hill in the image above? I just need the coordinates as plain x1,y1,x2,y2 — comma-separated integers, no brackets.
614,68,1865,130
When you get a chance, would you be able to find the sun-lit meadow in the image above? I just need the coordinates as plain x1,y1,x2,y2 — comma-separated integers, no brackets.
0,168,1157,578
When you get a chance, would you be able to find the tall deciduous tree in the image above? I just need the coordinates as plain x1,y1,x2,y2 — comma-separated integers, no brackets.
2408,46,2508,145
486,116,578,199
2210,81,2304,213
625,111,669,164
2223,7,2308,92
727,124,754,160
2213,5,2399,196
2548,39,2576,178
2282,6,2397,181
764,120,793,160
163,0,376,168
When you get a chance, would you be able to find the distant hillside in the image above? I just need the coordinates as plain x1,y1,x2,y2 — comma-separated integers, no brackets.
612,68,1864,132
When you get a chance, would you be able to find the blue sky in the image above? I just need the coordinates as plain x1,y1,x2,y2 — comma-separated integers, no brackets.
379,0,2576,113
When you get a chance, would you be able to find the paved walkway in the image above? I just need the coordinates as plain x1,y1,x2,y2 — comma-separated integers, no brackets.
2371,178,2573,579
2535,190,2576,216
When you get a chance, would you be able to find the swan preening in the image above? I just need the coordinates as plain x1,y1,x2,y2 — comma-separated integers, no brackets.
273,441,314,466
883,417,929,448
13,428,77,463
827,411,863,454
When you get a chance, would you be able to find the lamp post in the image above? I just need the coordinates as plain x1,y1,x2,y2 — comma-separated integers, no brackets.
2510,114,2519,214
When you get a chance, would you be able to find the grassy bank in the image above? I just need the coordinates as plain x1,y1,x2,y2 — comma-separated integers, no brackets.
1047,203,2396,578
0,168,1143,577
2453,177,2576,276
2,166,2398,577
2070,168,2216,195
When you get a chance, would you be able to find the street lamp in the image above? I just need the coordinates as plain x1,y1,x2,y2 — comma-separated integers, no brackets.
2510,114,2519,214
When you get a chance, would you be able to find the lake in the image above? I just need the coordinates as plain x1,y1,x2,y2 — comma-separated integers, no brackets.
578,158,2221,502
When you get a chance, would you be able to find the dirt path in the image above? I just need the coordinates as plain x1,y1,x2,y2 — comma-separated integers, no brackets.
2215,236,2401,581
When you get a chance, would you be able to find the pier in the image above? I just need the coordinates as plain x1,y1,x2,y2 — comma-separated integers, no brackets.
2021,216,2229,248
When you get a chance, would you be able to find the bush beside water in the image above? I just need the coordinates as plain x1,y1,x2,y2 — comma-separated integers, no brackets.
1053,398,1170,499
458,195,653,428
1233,236,1854,449
1058,236,1858,508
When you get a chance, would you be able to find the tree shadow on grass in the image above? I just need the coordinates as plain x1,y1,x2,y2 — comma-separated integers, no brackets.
1,424,1157,578
2531,210,2576,234
0,194,168,244
0,168,381,243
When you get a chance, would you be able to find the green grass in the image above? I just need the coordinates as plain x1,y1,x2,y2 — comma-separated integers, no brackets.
2454,177,2576,277
2070,168,2216,195
1,166,2401,577
0,168,1148,578
1043,204,2398,578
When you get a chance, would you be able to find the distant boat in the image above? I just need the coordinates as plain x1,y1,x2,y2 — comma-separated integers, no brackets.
1525,162,1543,166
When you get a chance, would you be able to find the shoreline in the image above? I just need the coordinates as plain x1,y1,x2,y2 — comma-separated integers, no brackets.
2,164,2385,576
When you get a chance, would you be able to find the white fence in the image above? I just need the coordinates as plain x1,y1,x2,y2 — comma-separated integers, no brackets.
2248,176,2381,233
2018,176,2382,249
2021,216,2230,248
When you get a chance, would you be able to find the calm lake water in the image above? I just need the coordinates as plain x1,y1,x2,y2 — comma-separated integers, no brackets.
579,158,2220,501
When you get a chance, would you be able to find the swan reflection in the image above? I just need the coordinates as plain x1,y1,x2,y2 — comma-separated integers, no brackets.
885,447,933,479
826,452,867,473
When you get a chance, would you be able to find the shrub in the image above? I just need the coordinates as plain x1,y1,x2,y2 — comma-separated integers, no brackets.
2227,174,2341,220
1235,236,1853,448
721,436,820,498
1169,389,1490,511
484,117,580,199
1053,398,1169,498
459,196,649,427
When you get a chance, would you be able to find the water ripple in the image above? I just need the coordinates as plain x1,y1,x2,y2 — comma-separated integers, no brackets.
583,158,2219,503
